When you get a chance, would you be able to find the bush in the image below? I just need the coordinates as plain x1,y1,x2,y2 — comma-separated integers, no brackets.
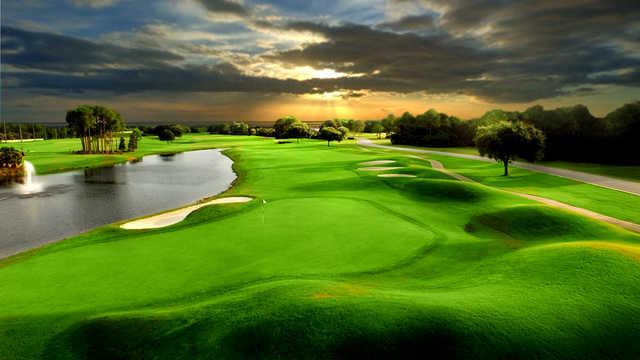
273,116,299,138
230,121,250,135
256,128,275,137
0,147,24,168
151,124,187,138
158,129,176,142
319,127,344,146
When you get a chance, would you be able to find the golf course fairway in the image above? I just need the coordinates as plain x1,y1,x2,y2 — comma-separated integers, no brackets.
1,135,640,359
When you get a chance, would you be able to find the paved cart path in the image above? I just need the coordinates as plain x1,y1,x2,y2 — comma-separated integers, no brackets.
358,138,640,196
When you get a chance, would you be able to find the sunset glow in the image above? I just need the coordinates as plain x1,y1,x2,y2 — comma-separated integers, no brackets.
2,1,639,123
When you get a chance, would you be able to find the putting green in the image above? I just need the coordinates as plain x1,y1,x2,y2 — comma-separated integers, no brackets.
1,135,639,359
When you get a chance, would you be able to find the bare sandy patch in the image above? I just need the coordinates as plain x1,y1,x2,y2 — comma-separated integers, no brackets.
358,166,403,171
121,196,253,230
359,160,396,166
377,174,416,178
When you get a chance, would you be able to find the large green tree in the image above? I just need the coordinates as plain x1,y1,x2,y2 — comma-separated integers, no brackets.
65,105,95,153
158,129,176,143
92,105,123,153
65,105,124,154
286,122,310,143
319,127,344,147
273,116,299,139
475,121,545,176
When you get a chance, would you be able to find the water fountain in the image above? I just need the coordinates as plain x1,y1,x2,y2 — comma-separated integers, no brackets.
17,161,43,194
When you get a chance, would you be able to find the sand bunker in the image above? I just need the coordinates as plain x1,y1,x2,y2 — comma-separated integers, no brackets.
358,167,403,171
121,196,253,230
359,160,396,166
377,174,416,178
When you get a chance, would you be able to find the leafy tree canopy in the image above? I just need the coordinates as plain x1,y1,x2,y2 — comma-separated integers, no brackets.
475,121,545,176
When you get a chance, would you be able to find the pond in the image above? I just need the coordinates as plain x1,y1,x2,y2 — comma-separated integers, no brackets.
0,149,236,258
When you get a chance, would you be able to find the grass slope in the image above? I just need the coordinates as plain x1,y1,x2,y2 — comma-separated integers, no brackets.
539,161,640,182
423,154,640,224
368,137,640,181
1,136,639,359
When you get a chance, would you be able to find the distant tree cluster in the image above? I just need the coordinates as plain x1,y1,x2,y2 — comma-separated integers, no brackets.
0,147,24,168
65,105,125,154
389,110,474,147
207,121,252,135
369,101,640,164
273,116,311,140
144,124,189,143
1,123,74,141
271,116,351,146
467,102,640,164
318,120,348,146
364,121,385,138
255,127,275,137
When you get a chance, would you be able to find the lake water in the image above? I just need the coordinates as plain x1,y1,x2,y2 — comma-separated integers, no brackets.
0,150,236,258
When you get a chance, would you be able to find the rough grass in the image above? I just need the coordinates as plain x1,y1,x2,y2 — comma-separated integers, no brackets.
1,136,639,359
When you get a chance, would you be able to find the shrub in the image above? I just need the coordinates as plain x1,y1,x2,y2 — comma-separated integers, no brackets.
0,147,24,168
158,129,176,142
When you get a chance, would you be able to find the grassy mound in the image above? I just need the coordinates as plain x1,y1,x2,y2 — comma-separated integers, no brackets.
2,136,640,359
467,205,622,241
400,179,488,203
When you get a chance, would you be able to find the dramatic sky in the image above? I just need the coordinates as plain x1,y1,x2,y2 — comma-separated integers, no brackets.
2,0,640,124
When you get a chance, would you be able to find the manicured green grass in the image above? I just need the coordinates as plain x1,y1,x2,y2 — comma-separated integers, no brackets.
422,154,640,224
1,136,639,359
539,160,640,181
368,138,640,181
369,138,480,155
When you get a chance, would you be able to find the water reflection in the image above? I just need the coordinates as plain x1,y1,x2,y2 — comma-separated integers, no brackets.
0,150,236,258
83,167,126,185
0,171,25,186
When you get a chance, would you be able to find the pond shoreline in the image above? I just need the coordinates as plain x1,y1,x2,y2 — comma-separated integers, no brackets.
27,144,228,175
0,148,243,261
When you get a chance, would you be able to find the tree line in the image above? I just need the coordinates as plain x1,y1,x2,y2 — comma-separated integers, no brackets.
273,116,357,146
369,101,640,164
0,123,74,141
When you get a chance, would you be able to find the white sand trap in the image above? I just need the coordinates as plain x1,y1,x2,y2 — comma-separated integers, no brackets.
121,196,253,230
359,160,396,166
377,174,416,178
358,167,404,171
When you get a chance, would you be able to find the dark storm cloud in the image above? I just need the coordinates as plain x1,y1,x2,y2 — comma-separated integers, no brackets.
3,0,640,104
7,64,310,94
194,0,250,17
377,14,437,32
265,0,640,102
1,26,183,72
